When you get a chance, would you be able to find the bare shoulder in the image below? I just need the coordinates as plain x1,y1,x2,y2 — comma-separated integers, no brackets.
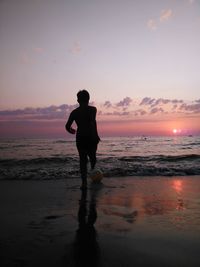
89,106,97,113
71,107,80,114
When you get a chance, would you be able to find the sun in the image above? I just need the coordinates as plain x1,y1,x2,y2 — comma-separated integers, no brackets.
172,128,182,134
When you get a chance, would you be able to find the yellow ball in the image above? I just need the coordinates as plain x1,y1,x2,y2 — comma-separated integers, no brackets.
90,169,103,183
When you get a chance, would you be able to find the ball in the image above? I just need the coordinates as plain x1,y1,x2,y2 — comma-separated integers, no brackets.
90,169,103,183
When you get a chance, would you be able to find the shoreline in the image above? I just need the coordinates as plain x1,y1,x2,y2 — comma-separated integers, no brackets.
3,173,200,182
1,176,200,267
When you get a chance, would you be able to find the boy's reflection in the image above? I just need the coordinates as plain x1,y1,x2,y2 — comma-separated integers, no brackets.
73,186,101,267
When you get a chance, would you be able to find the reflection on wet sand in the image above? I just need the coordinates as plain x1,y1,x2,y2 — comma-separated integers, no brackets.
65,177,200,267
103,208,138,224
98,178,192,233
172,179,183,194
172,179,185,210
71,185,102,267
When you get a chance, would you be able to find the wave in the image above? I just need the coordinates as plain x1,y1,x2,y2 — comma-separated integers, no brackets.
103,165,200,177
1,154,198,165
0,154,200,180
0,156,78,165
54,140,75,144
118,154,200,162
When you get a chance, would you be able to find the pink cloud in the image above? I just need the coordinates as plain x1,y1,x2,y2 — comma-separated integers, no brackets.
179,103,200,113
116,97,132,107
103,101,112,108
140,97,155,105
147,19,157,31
0,98,200,138
150,107,165,114
160,9,173,22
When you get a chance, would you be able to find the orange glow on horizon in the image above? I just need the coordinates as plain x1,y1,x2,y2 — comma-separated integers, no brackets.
98,116,200,137
0,113,200,138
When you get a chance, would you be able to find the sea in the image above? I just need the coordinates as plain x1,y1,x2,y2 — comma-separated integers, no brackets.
0,136,200,180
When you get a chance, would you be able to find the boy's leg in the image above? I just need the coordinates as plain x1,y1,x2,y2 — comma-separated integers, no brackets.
77,146,88,188
88,143,97,170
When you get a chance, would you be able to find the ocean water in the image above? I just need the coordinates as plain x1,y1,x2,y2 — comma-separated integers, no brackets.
0,136,200,180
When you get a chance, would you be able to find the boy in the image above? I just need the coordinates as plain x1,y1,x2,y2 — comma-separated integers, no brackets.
65,90,100,189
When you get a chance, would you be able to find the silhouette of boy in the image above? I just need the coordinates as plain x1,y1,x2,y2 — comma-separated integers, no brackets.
65,90,100,189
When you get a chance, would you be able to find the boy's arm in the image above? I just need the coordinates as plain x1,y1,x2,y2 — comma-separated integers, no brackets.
65,112,76,134
93,107,101,142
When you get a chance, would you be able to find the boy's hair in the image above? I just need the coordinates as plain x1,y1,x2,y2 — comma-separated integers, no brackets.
77,90,90,103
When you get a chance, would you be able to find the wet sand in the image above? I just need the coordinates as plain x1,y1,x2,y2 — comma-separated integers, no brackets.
0,176,200,267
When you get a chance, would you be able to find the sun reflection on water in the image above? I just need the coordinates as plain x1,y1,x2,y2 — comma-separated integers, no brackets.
171,179,186,211
172,179,183,194
96,178,199,234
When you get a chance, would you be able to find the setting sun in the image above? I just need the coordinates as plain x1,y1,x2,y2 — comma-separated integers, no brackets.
172,128,182,134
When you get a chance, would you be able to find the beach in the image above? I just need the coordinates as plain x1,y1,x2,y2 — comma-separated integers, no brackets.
1,176,200,267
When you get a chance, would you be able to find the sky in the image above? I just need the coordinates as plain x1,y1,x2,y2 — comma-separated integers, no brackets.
0,0,200,137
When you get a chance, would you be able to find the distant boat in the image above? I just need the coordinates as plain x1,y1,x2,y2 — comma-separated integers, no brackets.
188,135,193,137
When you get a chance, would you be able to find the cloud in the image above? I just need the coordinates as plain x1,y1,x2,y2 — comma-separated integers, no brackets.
179,103,200,113
116,97,132,107
20,47,44,65
69,41,81,55
147,8,173,31
154,99,171,105
103,111,130,116
151,98,172,107
147,19,157,31
140,97,183,107
150,107,165,114
1,98,199,126
103,101,112,108
160,9,173,22
172,104,178,110
171,99,184,104
0,104,78,120
101,97,190,117
139,97,155,106
134,109,147,116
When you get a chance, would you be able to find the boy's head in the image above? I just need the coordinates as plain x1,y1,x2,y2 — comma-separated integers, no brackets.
77,90,90,104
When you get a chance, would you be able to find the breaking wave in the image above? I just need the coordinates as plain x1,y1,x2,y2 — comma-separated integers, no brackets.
0,154,199,180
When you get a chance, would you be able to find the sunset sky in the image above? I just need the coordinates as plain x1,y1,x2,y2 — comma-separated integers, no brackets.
0,0,199,137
